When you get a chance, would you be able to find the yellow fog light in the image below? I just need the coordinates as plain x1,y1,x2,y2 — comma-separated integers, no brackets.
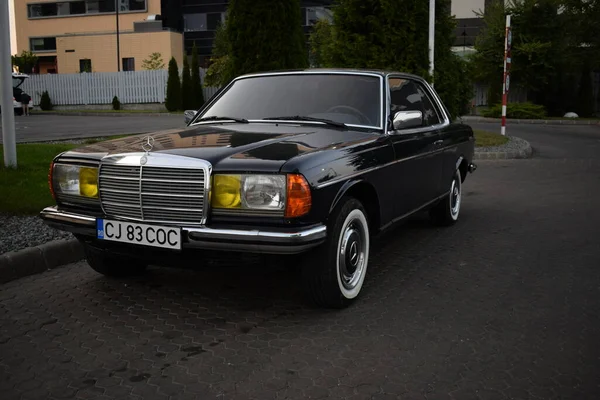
212,174,241,208
79,167,98,198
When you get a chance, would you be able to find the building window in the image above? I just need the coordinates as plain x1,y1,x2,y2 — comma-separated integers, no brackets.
27,0,145,18
184,14,207,31
206,13,224,31
184,12,224,32
122,58,135,72
305,7,333,26
80,59,92,73
30,37,57,52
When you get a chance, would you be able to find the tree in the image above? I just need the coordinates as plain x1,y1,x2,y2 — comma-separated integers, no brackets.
11,50,38,74
470,0,600,116
181,56,194,110
142,52,165,70
190,43,204,108
165,57,181,112
204,19,235,87
308,0,472,118
227,0,308,78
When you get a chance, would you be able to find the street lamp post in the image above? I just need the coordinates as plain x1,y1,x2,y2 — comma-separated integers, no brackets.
1,0,17,167
116,0,121,72
428,0,435,87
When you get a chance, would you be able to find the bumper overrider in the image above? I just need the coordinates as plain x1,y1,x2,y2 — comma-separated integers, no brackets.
40,206,327,255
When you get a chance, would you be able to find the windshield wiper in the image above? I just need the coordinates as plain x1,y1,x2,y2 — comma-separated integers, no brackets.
262,116,347,128
196,116,249,124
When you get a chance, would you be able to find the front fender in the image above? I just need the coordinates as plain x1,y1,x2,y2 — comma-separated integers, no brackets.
328,179,366,214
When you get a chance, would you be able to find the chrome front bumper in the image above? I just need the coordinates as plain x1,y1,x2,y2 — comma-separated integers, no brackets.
40,206,327,255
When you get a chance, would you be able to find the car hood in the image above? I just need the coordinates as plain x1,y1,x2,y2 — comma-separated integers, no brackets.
60,122,381,172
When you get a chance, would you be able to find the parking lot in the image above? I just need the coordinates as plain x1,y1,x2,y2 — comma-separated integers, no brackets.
1,120,600,399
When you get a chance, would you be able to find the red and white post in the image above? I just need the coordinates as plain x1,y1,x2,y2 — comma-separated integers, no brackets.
501,14,512,136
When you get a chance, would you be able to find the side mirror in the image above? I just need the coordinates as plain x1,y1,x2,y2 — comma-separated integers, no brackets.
392,110,423,131
184,110,197,125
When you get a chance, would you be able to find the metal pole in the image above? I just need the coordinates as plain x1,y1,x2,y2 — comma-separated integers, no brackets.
1,0,17,167
501,14,512,136
428,0,435,87
116,0,120,72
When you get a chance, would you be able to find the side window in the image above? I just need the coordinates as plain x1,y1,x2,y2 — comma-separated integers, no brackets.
415,83,441,126
389,77,442,127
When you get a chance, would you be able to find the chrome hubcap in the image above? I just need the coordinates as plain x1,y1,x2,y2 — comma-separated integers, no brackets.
339,220,367,290
450,175,461,217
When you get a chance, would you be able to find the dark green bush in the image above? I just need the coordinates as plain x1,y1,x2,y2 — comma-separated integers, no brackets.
39,90,53,111
112,96,121,110
165,57,181,112
481,102,547,119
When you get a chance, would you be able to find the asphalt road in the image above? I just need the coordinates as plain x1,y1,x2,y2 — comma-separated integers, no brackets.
0,114,184,144
1,123,600,399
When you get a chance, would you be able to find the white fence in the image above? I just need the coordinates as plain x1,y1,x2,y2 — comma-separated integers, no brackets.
20,69,221,106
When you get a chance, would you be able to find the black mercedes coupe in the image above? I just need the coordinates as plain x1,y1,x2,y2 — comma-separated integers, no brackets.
40,69,476,308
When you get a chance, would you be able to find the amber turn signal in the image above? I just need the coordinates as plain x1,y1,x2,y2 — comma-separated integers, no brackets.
48,162,55,200
285,174,311,218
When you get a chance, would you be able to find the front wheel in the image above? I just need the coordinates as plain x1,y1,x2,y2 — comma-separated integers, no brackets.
301,197,370,309
83,243,148,277
430,169,462,226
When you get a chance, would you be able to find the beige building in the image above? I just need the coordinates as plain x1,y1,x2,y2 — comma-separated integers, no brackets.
13,0,183,74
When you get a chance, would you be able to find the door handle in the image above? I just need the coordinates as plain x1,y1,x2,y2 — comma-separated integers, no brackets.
434,140,443,146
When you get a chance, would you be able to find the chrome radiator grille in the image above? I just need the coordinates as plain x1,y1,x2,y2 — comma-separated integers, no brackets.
98,156,209,225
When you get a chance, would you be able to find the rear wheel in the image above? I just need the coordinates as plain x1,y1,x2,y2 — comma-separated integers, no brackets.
430,169,462,226
301,197,370,308
83,243,147,277
14,108,23,116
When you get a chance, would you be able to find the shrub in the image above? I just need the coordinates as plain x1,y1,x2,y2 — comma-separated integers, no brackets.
181,56,194,110
165,57,181,112
39,91,53,111
112,96,121,110
191,43,204,109
481,102,547,119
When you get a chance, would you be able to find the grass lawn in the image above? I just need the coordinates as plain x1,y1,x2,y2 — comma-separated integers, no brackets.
0,143,76,215
474,130,509,147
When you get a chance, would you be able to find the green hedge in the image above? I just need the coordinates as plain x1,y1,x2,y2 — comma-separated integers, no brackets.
481,102,547,119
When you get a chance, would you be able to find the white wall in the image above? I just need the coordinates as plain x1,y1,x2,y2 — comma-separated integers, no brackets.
451,0,486,19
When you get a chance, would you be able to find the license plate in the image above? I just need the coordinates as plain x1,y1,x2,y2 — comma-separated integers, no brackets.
96,219,182,250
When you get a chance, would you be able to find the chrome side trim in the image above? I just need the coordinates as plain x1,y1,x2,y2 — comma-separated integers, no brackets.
314,143,458,189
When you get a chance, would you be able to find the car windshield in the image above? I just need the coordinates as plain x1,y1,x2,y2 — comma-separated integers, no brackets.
199,73,382,128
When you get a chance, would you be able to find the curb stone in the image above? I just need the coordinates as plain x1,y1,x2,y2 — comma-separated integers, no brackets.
0,238,84,284
462,116,600,126
474,139,533,160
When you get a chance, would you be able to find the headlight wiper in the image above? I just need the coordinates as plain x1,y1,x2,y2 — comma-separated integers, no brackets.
196,116,249,123
262,116,347,128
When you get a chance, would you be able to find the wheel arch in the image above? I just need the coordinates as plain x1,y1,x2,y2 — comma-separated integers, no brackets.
329,179,381,235
455,155,469,182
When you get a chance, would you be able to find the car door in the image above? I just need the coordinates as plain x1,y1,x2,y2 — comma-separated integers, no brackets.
387,77,445,217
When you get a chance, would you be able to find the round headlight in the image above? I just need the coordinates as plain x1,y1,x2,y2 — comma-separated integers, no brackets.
213,175,241,208
79,167,99,198
242,175,286,210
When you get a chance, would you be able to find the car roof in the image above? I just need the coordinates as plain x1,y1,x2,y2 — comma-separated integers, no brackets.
12,72,30,79
237,68,426,81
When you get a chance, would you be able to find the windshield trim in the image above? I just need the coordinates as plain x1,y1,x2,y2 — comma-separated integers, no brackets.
190,71,385,131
